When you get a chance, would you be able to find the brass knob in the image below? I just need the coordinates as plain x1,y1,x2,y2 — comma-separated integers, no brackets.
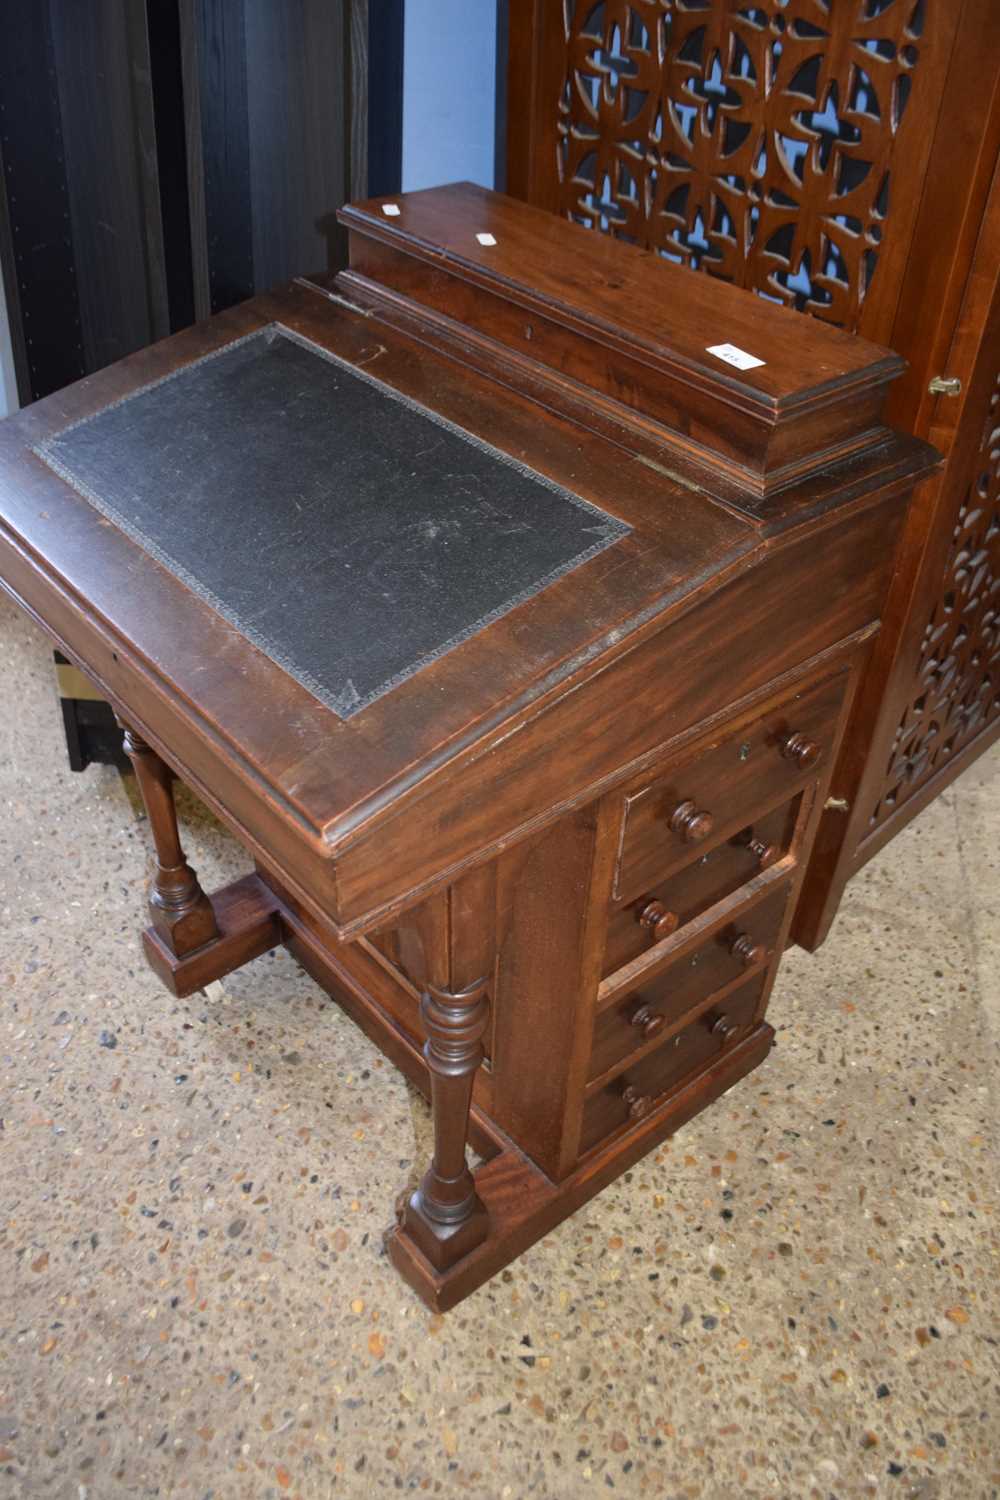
669,799,714,844
630,1003,666,1040
622,1084,652,1119
638,898,679,942
741,832,779,868
711,1015,738,1041
781,731,821,770
730,933,766,968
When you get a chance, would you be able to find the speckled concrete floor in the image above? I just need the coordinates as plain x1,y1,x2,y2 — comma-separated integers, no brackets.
1,591,998,1500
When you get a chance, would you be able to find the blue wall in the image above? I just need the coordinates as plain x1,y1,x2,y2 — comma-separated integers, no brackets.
402,0,497,193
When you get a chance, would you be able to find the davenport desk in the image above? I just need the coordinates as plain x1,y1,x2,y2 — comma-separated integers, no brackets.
0,185,937,1309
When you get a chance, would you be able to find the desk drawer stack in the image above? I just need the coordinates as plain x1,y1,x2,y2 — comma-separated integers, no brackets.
585,671,844,1152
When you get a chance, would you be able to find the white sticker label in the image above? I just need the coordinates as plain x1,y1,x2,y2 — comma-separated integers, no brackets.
476,232,497,246
706,342,766,371
381,203,401,217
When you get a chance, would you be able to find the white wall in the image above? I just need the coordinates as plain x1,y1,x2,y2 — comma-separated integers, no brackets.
0,256,17,416
402,0,496,194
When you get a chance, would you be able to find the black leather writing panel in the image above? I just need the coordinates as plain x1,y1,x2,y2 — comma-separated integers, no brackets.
37,325,629,717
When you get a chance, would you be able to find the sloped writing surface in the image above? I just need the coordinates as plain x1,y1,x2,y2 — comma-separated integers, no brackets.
37,325,629,718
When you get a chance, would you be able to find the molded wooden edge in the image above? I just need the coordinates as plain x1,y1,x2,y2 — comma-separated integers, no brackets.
336,201,904,414
385,1022,774,1311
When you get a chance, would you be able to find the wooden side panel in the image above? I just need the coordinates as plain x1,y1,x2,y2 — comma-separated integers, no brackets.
491,797,620,1180
506,0,569,213
449,862,497,1018
390,891,450,992
882,0,1000,437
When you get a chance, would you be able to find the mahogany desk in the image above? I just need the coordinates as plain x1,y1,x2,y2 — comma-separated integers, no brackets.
0,185,937,1309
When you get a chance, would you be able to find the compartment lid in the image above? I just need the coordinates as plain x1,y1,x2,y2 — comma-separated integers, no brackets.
338,183,906,499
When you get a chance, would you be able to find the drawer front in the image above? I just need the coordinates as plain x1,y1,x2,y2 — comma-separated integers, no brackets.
581,974,765,1155
615,671,846,904
591,883,788,1083
604,797,799,976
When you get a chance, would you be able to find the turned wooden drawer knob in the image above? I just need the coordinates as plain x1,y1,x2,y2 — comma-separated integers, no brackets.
781,731,821,770
638,898,679,942
622,1083,652,1119
669,799,714,843
711,1015,739,1041
630,1003,666,1041
742,832,779,868
730,933,766,968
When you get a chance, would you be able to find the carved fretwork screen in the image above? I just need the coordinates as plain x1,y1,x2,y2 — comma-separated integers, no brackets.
870,368,1000,832
510,0,957,343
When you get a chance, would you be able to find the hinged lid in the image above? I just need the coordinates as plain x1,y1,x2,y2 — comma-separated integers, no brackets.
338,183,906,501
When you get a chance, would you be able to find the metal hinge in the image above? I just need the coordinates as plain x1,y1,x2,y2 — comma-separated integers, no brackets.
824,796,850,812
928,375,962,396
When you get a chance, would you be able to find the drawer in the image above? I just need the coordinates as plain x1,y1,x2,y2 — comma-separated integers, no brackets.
604,797,799,976
591,882,788,1083
580,973,765,1155
614,671,846,904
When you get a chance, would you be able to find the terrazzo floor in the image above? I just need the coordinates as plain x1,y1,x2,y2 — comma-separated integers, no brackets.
1,591,997,1500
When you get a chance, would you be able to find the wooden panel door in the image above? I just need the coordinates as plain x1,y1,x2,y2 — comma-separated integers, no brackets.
808,164,1000,903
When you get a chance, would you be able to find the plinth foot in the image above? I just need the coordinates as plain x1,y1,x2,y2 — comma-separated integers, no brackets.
142,874,282,998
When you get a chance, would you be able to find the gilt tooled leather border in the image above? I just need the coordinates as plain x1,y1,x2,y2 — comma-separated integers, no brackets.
34,324,631,719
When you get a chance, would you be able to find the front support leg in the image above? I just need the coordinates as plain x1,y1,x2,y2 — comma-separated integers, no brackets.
398,977,491,1270
119,721,219,956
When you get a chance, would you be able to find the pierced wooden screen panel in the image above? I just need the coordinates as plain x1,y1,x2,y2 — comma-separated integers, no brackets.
868,368,1000,832
542,0,954,339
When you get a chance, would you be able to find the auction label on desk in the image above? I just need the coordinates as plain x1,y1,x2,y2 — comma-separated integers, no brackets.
706,342,766,371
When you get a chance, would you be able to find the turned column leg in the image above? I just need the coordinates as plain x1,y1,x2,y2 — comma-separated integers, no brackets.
119,721,219,956
399,977,490,1270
